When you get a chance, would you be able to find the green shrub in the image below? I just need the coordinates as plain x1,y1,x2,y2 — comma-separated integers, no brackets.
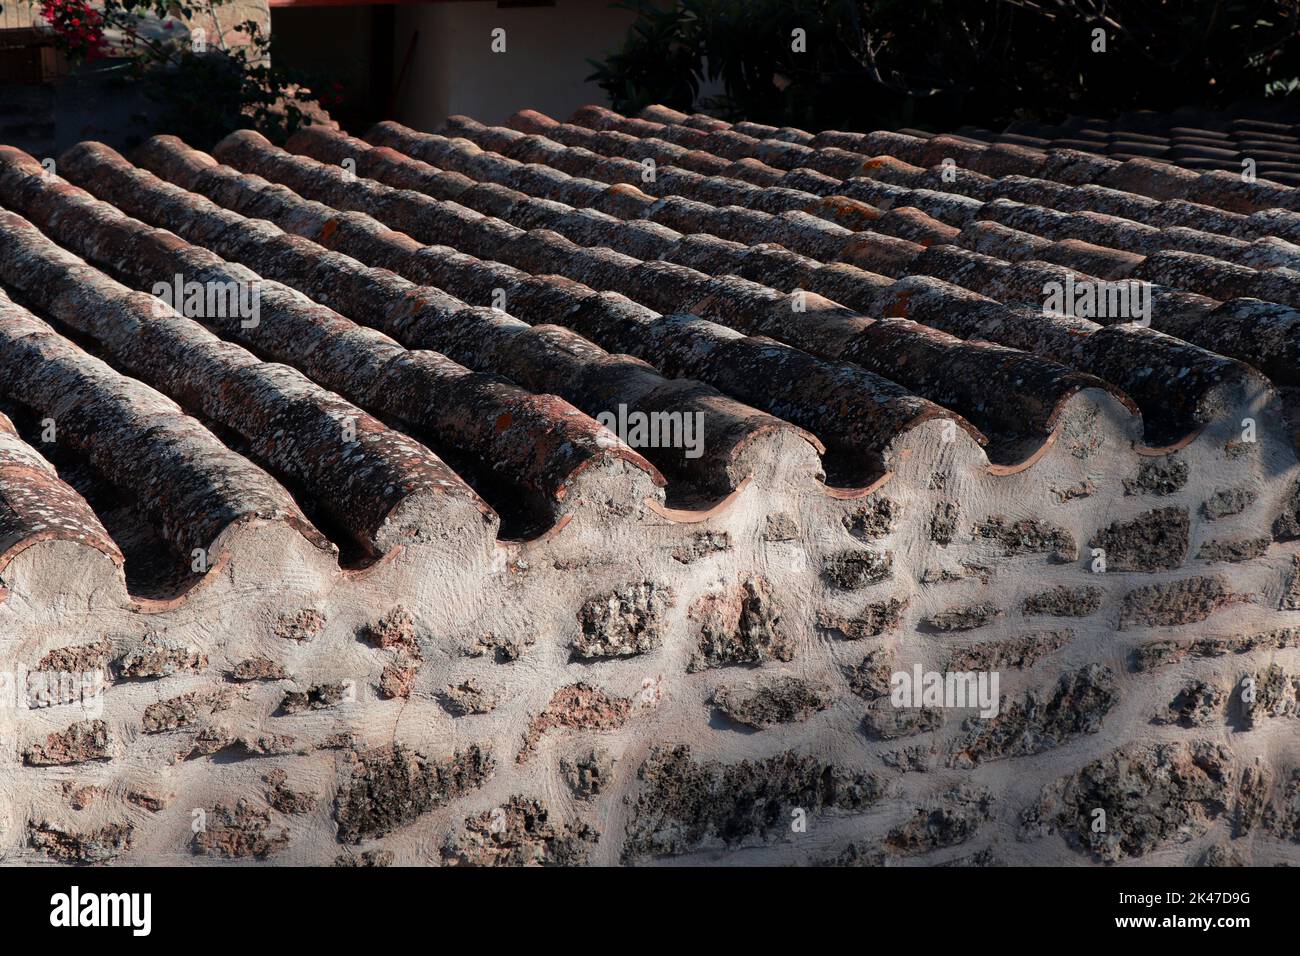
590,0,1300,131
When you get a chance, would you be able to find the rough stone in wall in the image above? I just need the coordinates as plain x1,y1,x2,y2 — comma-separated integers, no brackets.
843,496,899,539
925,602,1002,632
622,745,886,861
562,749,615,800
882,743,938,773
35,639,112,674
928,500,959,545
185,727,236,759
439,678,498,716
1283,554,1300,609
689,575,793,670
1088,507,1189,571
379,659,420,700
1119,575,1238,629
1153,679,1225,727
442,797,598,866
23,719,112,766
1274,480,1300,539
334,744,494,843
1124,456,1188,496
273,608,326,643
1233,765,1271,838
711,676,835,728
574,581,673,658
1192,844,1244,866
114,636,206,678
237,733,299,756
762,512,799,541
192,799,290,860
1244,664,1299,723
843,647,894,700
126,789,169,813
1264,770,1300,841
971,516,1076,562
672,530,731,563
143,686,238,733
1133,627,1300,670
28,820,134,864
359,607,419,654
825,842,888,867
887,786,994,855
1052,480,1095,503
817,597,908,639
822,550,895,589
1197,536,1271,563
1201,487,1257,521
229,657,288,681
281,682,350,714
265,770,317,815
469,632,525,663
948,664,1117,767
946,630,1072,671
1020,585,1102,617
863,704,944,740
65,784,102,810
519,683,632,762
334,850,394,867
1021,741,1233,862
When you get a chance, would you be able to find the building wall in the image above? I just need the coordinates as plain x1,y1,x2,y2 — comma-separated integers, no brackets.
392,0,641,129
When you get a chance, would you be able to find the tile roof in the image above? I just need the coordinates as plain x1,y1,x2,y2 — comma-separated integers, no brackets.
950,107,1300,186
2,104,1300,866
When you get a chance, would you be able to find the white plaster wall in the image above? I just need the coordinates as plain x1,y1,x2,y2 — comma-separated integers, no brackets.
392,0,641,129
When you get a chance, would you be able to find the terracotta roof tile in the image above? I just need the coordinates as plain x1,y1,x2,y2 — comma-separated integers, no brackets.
7,102,1300,866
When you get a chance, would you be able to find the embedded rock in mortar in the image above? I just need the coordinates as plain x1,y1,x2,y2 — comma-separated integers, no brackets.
622,745,885,861
29,820,134,864
574,581,673,658
843,496,899,539
863,704,944,740
114,637,207,678
1021,741,1233,861
1020,585,1102,617
972,516,1076,562
1124,457,1188,496
1197,537,1271,563
1119,575,1238,628
1133,627,1300,670
23,720,112,766
823,550,895,590
711,676,835,728
439,678,498,716
442,796,598,866
192,799,290,859
520,683,632,761
946,630,1072,671
1153,679,1225,727
334,744,495,843
817,597,908,639
689,575,794,671
562,749,616,800
281,682,351,714
948,664,1118,767
1201,487,1256,521
1088,507,1189,572
274,608,326,643
843,647,894,701
887,786,994,855
925,602,1003,632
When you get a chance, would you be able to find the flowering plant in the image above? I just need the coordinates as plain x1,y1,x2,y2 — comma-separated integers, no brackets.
6,0,330,148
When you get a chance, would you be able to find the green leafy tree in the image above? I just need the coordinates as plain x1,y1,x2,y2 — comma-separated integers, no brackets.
591,0,1300,132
